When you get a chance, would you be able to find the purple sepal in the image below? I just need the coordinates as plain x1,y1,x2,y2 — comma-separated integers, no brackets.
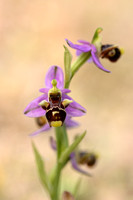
61,89,71,93
24,94,47,117
39,88,49,93
65,116,79,127
30,123,50,136
45,65,64,89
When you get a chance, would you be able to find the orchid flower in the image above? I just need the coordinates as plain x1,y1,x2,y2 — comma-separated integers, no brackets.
66,28,122,73
24,65,86,134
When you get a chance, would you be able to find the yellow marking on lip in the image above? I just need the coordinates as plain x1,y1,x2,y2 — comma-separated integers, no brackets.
52,111,59,116
51,121,62,127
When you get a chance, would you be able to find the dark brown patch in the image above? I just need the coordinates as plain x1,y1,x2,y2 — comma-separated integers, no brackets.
46,106,66,126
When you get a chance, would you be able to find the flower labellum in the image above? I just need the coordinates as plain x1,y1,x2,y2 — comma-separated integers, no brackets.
100,44,123,62
77,151,97,167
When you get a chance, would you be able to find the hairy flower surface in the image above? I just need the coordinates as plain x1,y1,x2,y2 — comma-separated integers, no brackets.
66,39,111,73
24,66,86,132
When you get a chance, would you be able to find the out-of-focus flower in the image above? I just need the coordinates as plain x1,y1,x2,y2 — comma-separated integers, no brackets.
24,66,86,131
50,136,98,176
62,191,75,200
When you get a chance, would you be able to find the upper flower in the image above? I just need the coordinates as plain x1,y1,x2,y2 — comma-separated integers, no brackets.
66,39,111,73
24,66,86,130
65,27,124,73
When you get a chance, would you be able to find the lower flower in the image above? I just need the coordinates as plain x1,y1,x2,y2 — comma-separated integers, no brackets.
50,136,98,177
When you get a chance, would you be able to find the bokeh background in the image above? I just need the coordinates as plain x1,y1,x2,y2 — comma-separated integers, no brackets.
0,0,133,199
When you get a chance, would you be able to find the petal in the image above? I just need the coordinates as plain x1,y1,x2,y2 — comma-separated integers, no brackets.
91,51,111,73
66,39,92,52
65,116,79,128
62,94,86,117
45,66,64,89
24,94,48,117
70,152,92,177
30,123,50,136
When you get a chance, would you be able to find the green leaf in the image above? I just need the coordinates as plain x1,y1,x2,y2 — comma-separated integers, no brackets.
73,178,82,197
64,45,72,88
32,142,51,193
59,131,86,164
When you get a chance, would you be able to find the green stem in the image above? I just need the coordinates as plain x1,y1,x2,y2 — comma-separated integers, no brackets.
50,126,69,200
64,80,70,89
71,52,91,80
50,163,62,200
55,126,69,160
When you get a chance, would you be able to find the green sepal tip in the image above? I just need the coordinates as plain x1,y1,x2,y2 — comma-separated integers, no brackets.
92,27,103,54
64,45,72,89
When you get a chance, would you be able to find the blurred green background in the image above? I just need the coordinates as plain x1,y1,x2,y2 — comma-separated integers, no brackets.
0,0,133,199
